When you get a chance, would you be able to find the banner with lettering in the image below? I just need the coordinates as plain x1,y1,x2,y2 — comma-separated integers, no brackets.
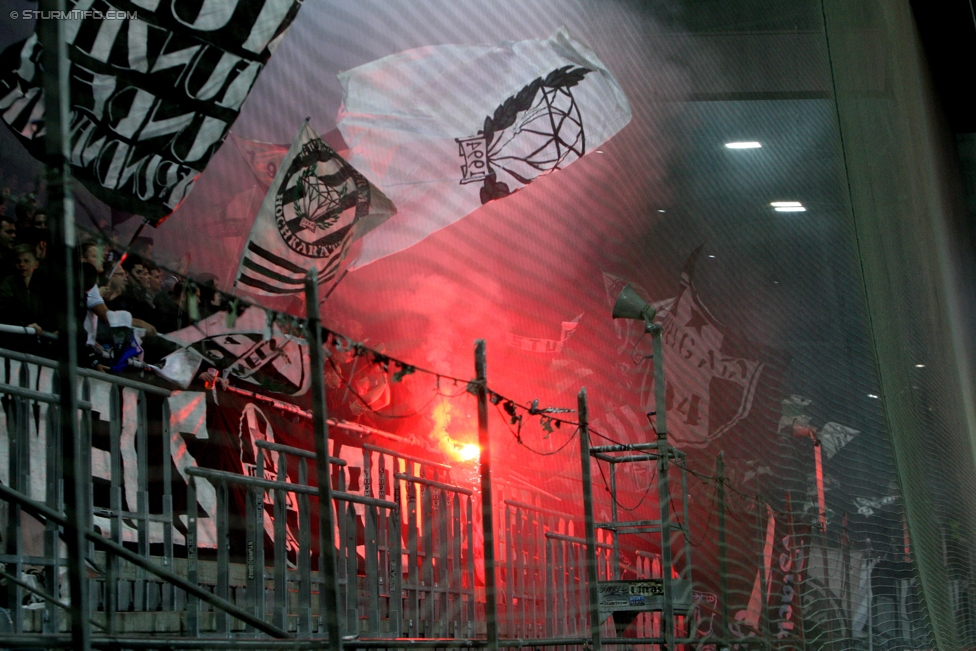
649,246,788,448
0,0,304,223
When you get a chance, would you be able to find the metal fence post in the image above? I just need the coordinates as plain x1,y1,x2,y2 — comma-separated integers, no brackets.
38,0,88,646
578,388,603,651
307,270,342,651
475,340,499,650
650,325,675,651
717,453,729,646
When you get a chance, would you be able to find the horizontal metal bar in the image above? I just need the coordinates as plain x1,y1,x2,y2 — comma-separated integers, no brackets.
334,490,399,509
503,499,573,520
589,442,660,453
0,347,172,395
222,382,406,444
0,381,59,404
363,443,452,471
0,481,289,639
0,636,753,649
593,452,662,463
499,639,586,647
188,467,320,496
256,439,347,466
596,519,660,529
0,381,92,409
348,640,489,649
0,324,58,340
0,566,106,631
0,636,324,649
544,531,612,549
77,367,174,395
589,443,685,459
332,419,407,443
603,527,662,535
187,467,398,508
0,554,103,575
394,472,473,496
92,508,172,523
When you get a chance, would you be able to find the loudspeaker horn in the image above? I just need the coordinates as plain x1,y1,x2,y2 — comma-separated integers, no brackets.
612,284,656,324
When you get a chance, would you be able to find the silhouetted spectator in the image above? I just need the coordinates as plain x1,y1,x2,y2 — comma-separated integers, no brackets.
196,274,228,321
107,254,156,323
0,215,16,279
131,235,154,261
0,244,56,338
80,241,104,274
31,211,47,231
14,194,37,232
24,227,50,274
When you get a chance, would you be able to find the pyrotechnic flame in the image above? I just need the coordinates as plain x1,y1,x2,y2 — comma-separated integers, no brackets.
431,400,480,463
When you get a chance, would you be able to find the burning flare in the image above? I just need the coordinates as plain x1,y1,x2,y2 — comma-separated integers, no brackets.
431,400,480,463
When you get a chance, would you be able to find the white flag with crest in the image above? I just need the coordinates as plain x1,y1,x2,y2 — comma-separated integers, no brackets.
235,122,395,296
337,27,632,267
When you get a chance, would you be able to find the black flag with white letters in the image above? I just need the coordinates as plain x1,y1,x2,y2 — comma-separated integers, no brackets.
0,0,304,223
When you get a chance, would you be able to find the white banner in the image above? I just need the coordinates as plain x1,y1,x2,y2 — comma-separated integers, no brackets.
235,122,395,295
338,27,632,266
0,0,304,222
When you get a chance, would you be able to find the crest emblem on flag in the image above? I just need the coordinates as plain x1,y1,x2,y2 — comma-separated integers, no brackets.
275,139,371,257
235,122,395,296
457,65,590,204
337,28,632,267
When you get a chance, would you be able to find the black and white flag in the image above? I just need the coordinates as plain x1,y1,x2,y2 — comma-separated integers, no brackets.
337,27,631,267
234,121,394,295
0,0,304,223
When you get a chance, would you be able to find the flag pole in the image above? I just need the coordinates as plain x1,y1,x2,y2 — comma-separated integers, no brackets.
716,452,729,646
578,387,603,651
106,218,150,279
306,270,342,651
650,324,676,651
38,0,90,647
320,268,350,305
475,340,499,651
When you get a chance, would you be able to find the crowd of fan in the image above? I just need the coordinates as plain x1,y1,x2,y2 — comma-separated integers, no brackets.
0,191,228,370
0,192,54,337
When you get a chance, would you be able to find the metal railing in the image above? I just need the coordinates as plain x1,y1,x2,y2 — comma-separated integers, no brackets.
0,343,719,651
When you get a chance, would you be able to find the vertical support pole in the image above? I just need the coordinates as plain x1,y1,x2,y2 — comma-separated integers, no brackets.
475,340,499,650
161,399,175,610
186,476,200,637
216,480,230,636
757,504,772,651
650,325,674,651
814,440,835,651
717,453,729,646
842,513,851,641
39,0,88,647
578,388,603,651
814,442,826,533
609,460,620,579
786,492,806,651
306,270,342,651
